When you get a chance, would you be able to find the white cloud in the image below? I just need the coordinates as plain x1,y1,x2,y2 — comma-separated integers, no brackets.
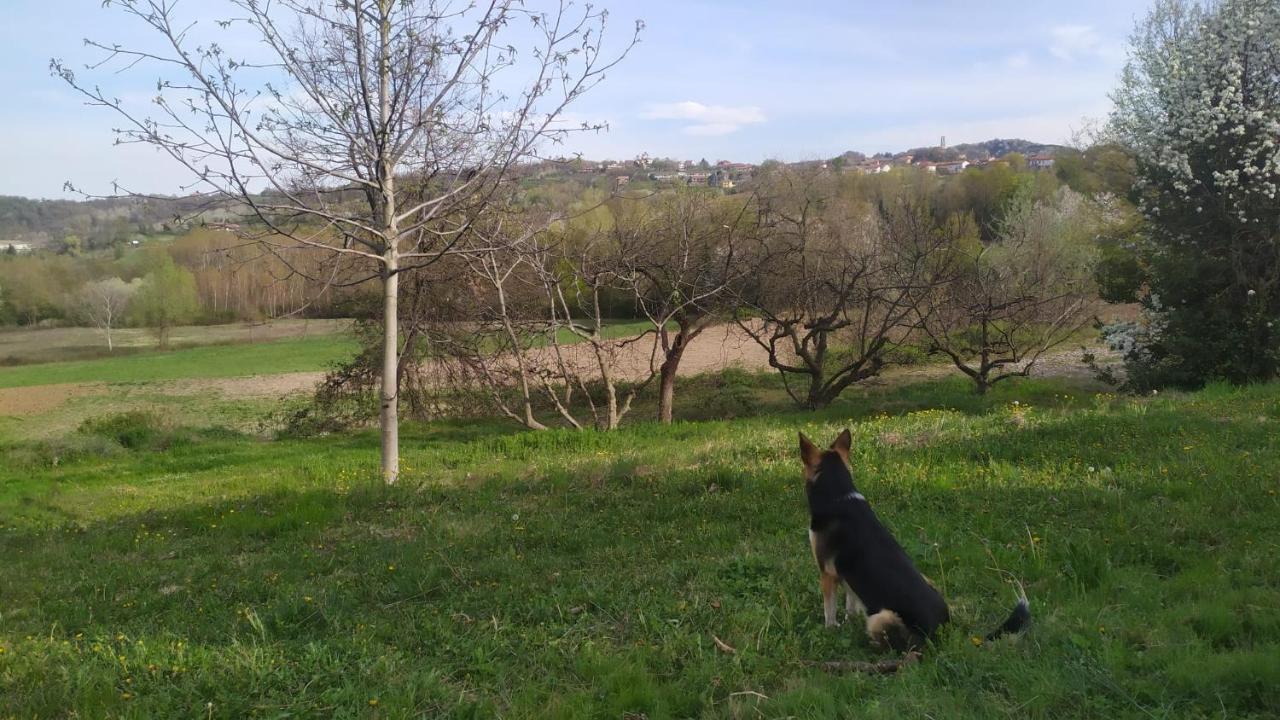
682,123,742,137
1049,25,1103,61
1005,52,1031,69
642,101,765,136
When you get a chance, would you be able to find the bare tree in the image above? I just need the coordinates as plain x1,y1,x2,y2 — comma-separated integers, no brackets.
449,218,655,431
75,277,140,351
919,188,1099,393
449,213,559,430
54,0,638,482
613,191,751,423
735,170,955,409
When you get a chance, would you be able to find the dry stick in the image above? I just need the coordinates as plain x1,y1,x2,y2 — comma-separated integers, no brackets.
711,634,737,655
805,651,922,675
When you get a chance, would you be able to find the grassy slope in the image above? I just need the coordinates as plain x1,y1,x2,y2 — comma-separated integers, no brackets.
0,335,358,388
2,378,1279,718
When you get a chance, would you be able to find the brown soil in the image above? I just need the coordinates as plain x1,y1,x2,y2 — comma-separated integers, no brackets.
160,372,327,399
521,323,773,382
0,383,102,417
508,322,1108,388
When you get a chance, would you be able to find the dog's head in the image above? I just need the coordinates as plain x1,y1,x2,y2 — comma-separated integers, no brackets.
799,429,856,496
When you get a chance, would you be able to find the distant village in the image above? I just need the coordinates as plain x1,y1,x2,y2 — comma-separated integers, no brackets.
532,136,1058,192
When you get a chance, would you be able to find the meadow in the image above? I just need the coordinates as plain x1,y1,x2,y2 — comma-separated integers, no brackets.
0,332,356,389
2,349,1278,718
0,320,353,367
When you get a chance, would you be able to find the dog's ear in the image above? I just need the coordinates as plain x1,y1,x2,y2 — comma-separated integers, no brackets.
830,428,852,462
799,432,822,469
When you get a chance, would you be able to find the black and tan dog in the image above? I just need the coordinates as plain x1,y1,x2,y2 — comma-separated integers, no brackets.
802,430,1030,651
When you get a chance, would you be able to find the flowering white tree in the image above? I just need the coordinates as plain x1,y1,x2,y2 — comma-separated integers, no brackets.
75,277,141,351
1110,0,1280,387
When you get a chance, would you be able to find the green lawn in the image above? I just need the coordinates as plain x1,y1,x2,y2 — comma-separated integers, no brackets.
0,334,358,389
2,377,1278,718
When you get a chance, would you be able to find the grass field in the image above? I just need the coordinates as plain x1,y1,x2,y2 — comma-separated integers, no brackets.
0,319,352,366
0,319,661,389
0,334,358,389
2,373,1278,718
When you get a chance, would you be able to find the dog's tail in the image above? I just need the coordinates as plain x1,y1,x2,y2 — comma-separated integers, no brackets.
984,596,1031,641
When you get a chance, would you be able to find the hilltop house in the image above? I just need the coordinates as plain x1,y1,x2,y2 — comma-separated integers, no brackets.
710,170,735,189
848,159,892,175
1028,155,1055,170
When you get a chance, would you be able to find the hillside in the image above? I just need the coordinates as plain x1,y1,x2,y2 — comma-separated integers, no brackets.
895,137,1068,162
0,195,239,251
1,138,1070,249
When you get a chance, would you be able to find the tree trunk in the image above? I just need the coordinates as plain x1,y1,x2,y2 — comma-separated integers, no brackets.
377,0,399,484
657,331,688,424
380,257,400,485
807,376,827,410
105,325,113,351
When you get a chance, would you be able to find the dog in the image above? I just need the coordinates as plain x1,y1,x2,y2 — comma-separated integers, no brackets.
802,429,1030,651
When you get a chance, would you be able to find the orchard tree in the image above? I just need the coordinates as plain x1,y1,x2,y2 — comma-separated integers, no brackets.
735,169,955,409
447,214,654,432
919,188,1099,394
613,190,750,423
1110,0,1280,387
55,0,638,482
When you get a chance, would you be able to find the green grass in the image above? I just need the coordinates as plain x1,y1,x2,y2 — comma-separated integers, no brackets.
551,319,658,345
0,334,359,389
2,377,1279,718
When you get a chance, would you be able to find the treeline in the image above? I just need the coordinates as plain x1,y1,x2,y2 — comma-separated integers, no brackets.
0,228,362,342
0,195,236,251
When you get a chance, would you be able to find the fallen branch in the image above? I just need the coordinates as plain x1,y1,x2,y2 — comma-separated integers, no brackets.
711,634,737,655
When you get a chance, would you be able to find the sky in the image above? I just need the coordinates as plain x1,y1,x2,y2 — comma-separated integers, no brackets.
0,0,1153,199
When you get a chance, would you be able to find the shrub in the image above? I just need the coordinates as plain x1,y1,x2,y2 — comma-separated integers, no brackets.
701,368,760,419
78,411,166,449
3,434,122,468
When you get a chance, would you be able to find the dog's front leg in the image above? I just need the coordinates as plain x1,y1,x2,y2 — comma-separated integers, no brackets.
820,573,840,627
